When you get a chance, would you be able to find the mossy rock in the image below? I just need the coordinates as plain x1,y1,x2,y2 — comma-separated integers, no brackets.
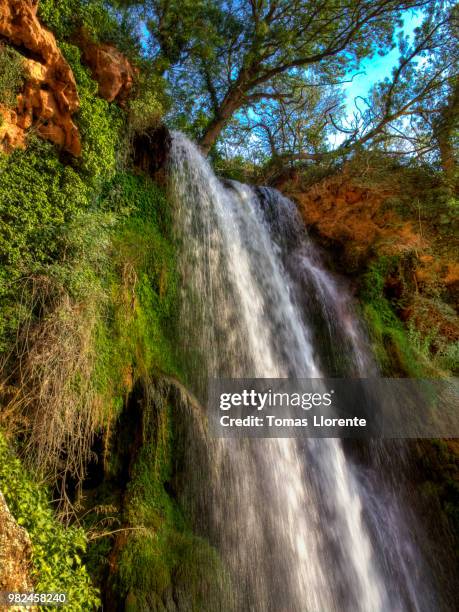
104,378,233,611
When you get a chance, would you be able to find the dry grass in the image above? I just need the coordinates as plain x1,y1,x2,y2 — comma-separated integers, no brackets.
1,274,105,519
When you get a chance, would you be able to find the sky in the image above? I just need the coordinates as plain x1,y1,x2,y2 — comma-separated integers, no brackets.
342,11,425,117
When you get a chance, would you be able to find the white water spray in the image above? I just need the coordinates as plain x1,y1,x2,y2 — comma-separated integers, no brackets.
168,132,433,612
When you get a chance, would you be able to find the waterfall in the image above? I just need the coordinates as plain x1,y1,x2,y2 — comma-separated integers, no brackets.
168,132,436,612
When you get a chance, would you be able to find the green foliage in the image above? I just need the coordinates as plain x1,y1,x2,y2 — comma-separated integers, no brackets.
38,0,81,39
417,439,459,558
0,139,90,350
124,404,177,529
128,88,163,133
360,256,429,377
0,44,25,107
407,321,459,376
0,3,181,606
0,433,100,610
343,150,458,238
0,139,88,270
0,163,181,591
128,64,168,133
94,174,179,403
360,254,458,377
60,43,124,189
118,530,230,612
212,153,257,183
103,171,173,230
292,163,338,190
0,37,125,352
143,0,425,151
38,0,139,54
435,341,459,375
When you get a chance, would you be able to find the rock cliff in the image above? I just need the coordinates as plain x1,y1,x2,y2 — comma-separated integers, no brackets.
0,1,136,155
276,167,458,368
0,0,80,154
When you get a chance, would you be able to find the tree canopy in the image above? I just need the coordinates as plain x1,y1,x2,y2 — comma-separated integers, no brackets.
115,0,457,178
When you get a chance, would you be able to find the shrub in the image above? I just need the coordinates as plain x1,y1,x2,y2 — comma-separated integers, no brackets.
0,38,125,351
0,139,88,269
59,43,124,190
359,255,458,377
1,209,116,513
1,164,178,515
127,66,168,134
0,433,100,610
38,0,137,52
0,139,90,351
0,44,25,107
360,256,426,376
213,153,257,183
38,0,81,40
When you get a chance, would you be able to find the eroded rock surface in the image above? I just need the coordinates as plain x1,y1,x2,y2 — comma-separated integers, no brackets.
277,169,459,354
277,172,421,268
79,34,136,103
0,0,80,154
0,491,34,594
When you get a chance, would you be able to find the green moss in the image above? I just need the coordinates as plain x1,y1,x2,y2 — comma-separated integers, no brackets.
91,174,179,417
360,256,421,376
113,403,232,611
0,433,100,610
118,530,230,612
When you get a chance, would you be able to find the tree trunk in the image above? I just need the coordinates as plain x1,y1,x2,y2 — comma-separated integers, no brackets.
434,81,459,186
437,133,456,184
198,90,243,155
199,117,230,155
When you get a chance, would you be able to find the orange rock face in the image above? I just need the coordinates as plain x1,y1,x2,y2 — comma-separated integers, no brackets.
277,172,422,268
277,169,459,353
0,0,81,154
0,492,34,595
80,36,136,103
0,105,26,151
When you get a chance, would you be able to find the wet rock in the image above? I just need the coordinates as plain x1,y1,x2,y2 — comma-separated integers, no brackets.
132,125,172,182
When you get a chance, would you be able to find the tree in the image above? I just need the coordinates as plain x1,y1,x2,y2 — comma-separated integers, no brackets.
130,0,225,74
433,79,459,184
223,78,341,165
336,2,458,177
141,0,433,154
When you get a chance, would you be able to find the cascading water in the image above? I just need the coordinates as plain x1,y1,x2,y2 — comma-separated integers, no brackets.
168,132,438,612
